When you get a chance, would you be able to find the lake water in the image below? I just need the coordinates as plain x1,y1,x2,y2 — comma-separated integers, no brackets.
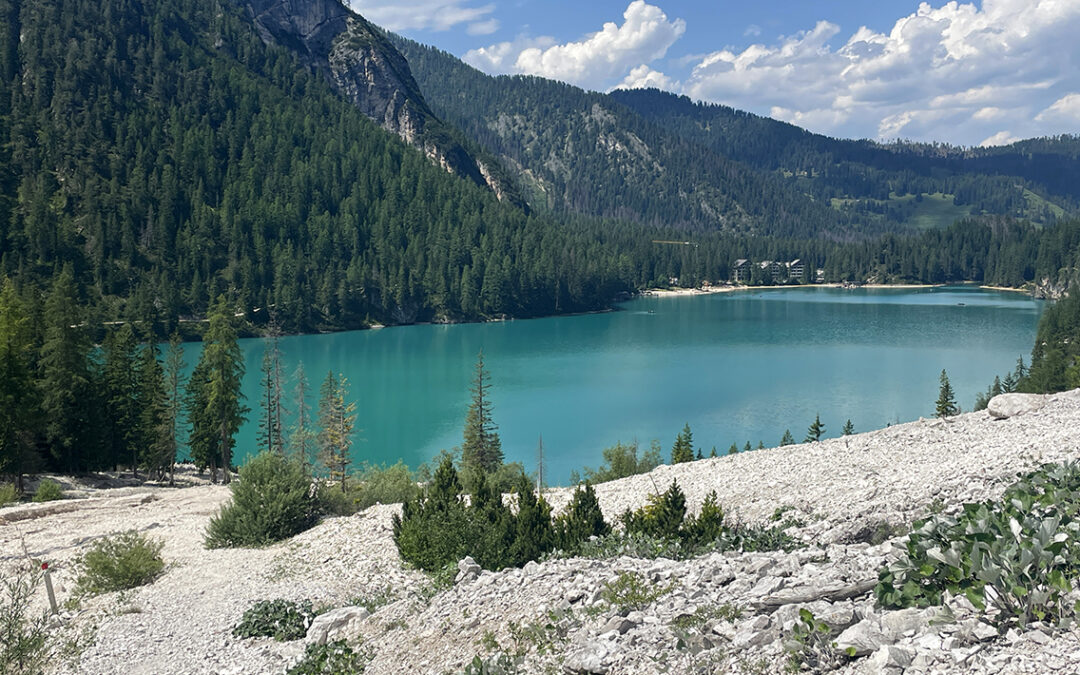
184,286,1044,484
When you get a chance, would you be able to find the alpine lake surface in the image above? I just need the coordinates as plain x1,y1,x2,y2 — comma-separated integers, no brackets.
192,286,1044,484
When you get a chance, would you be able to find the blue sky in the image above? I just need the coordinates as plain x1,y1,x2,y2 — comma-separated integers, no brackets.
349,0,1080,147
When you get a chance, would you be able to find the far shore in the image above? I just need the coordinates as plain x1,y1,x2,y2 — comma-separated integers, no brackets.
641,282,947,297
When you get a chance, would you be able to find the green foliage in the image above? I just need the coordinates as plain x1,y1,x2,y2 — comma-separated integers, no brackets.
804,414,825,442
233,599,316,642
317,372,356,492
0,483,17,506
780,430,795,446
554,483,611,553
875,462,1080,628
1021,289,1080,394
621,481,686,540
462,653,521,675
509,476,554,565
204,452,319,548
841,419,855,436
0,564,51,675
575,440,662,484
670,423,694,464
351,461,420,511
461,352,503,475
287,640,369,675
600,571,674,612
315,482,357,517
30,480,63,503
393,455,470,572
783,609,847,672
935,369,958,418
75,531,165,596
670,603,743,630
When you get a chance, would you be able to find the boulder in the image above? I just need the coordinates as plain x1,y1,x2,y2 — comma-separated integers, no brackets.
987,393,1046,419
835,619,890,656
305,606,370,645
563,642,609,674
456,556,481,584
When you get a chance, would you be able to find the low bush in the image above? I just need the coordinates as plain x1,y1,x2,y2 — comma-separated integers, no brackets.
31,479,63,503
571,440,662,484
600,571,673,612
350,461,420,511
0,482,18,506
554,483,610,554
75,531,165,596
286,640,369,675
1,564,51,674
233,599,316,642
205,452,319,548
875,462,1080,628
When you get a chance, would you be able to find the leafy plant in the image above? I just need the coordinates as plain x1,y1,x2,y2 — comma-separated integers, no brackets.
31,480,63,503
462,653,521,675
1,564,51,675
350,461,420,511
670,603,743,630
233,599,316,642
205,452,319,548
601,571,674,612
75,531,165,596
783,609,848,672
876,462,1080,629
287,640,369,675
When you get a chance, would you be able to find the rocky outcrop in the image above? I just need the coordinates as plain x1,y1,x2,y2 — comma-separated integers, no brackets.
987,392,1047,419
242,0,518,201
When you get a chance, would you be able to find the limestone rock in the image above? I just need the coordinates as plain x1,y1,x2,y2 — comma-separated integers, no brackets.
305,606,370,646
988,393,1046,419
836,619,891,656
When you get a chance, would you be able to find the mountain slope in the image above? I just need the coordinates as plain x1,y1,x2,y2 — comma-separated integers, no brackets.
244,0,522,204
392,36,1077,237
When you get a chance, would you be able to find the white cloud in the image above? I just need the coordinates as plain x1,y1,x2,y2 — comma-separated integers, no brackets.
679,0,1080,144
1036,93,1080,123
743,24,761,38
349,0,495,32
467,19,500,36
617,65,676,91
464,1,685,91
980,130,1020,147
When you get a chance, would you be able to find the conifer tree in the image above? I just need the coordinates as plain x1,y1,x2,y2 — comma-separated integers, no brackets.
189,297,247,483
804,413,825,442
257,328,286,456
289,362,316,467
780,430,795,446
936,369,958,418
709,446,717,458
103,325,140,474
462,351,502,474
842,419,855,436
670,423,694,464
317,372,356,491
160,335,186,485
510,474,554,566
136,340,169,479
728,443,738,455
743,441,752,453
39,266,95,473
554,483,609,553
0,279,40,492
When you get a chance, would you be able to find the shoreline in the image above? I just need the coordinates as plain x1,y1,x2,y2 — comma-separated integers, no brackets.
641,282,945,297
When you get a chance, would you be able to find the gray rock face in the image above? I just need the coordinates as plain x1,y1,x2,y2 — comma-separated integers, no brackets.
987,393,1047,419
243,0,513,200
456,556,481,584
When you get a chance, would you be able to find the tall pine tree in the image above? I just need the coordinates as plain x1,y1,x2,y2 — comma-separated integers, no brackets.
462,351,502,475
0,279,40,492
317,372,356,491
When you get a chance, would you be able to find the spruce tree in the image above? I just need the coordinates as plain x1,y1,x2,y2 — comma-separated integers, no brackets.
0,279,40,492
804,413,825,442
317,372,356,491
257,322,287,456
780,430,795,446
936,369,958,418
743,441,752,453
555,483,610,553
728,443,738,455
39,266,95,473
160,335,186,485
103,325,141,474
136,340,169,479
289,362,316,467
191,297,248,484
509,474,555,566
462,351,502,475
841,419,855,436
670,423,694,464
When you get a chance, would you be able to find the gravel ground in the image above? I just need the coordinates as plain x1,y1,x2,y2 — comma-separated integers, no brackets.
1,389,1078,674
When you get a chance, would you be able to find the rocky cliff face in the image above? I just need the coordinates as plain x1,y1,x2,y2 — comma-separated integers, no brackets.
243,0,515,201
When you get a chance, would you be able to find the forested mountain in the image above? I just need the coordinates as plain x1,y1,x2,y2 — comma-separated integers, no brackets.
392,36,1077,236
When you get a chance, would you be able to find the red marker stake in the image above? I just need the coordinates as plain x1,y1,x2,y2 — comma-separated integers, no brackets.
41,562,58,615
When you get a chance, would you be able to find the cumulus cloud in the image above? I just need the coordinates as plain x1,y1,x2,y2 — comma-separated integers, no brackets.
617,64,676,91
980,131,1021,147
349,0,495,32
464,1,685,91
678,0,1080,144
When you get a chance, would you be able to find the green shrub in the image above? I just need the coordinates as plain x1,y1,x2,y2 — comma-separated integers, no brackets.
287,640,369,675
393,456,471,572
233,599,316,641
75,531,165,596
351,461,420,511
462,652,521,675
205,452,319,548
875,462,1080,628
31,479,63,503
1,564,51,674
0,482,18,506
573,440,662,484
600,571,673,612
316,482,356,517
554,483,610,553
621,480,686,540
783,608,848,672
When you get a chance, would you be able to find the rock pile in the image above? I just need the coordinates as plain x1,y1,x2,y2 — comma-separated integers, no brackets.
2,390,1078,674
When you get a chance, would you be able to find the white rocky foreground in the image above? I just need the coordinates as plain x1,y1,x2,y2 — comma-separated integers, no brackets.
3,390,1080,674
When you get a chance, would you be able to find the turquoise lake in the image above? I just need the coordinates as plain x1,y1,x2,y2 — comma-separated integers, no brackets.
186,286,1044,484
